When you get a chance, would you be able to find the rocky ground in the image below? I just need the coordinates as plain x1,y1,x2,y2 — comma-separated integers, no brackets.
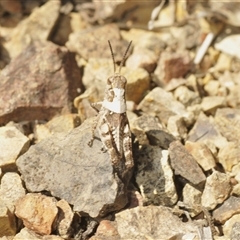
1,0,240,239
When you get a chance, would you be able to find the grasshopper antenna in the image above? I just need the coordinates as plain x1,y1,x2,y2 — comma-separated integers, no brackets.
108,40,116,73
119,41,132,74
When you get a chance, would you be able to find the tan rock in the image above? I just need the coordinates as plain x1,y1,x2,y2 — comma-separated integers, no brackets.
185,141,216,171
167,115,188,140
0,126,30,171
204,80,220,96
214,53,232,72
15,193,58,235
201,96,226,115
201,171,231,210
0,201,16,237
0,172,25,213
223,214,240,239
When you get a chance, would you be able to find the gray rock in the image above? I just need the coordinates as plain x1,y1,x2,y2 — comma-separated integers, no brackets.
231,222,240,240
115,205,198,240
16,119,132,218
169,141,206,186
135,146,177,206
0,126,30,171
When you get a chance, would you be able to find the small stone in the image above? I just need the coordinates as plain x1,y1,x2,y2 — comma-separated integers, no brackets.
204,80,220,96
154,51,192,84
15,193,58,235
34,114,81,142
126,47,157,73
232,183,240,196
213,196,240,224
3,0,60,59
231,222,240,240
167,115,188,140
201,171,231,210
185,141,216,171
56,199,74,239
137,87,191,125
115,205,198,239
136,147,177,206
0,201,16,237
223,214,240,239
182,183,202,217
174,86,201,107
0,126,30,171
201,96,226,115
169,141,206,186
214,53,232,72
0,172,25,213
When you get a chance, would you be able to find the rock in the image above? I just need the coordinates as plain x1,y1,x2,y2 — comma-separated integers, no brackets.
232,183,240,196
188,112,228,150
90,220,120,240
0,126,30,171
182,183,202,217
231,222,240,240
201,171,231,210
167,115,188,140
227,85,240,108
137,87,191,125
215,35,240,60
0,41,82,125
126,47,157,73
201,96,226,115
82,58,150,104
213,196,240,224
0,172,25,213
115,205,198,239
127,190,144,208
169,141,206,186
13,227,64,240
131,115,175,148
0,0,22,14
214,53,232,72
66,23,129,61
34,114,81,142
185,141,216,171
165,78,187,92
3,0,60,59
154,51,192,85
0,201,16,237
204,80,220,96
16,119,132,218
56,199,74,239
135,147,177,206
223,214,240,239
15,193,58,235
173,86,201,107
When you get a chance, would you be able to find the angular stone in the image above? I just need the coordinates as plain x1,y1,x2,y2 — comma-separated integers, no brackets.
34,114,81,142
56,199,74,239
169,141,206,185
182,183,202,217
167,115,188,140
137,87,191,125
66,23,129,61
213,196,240,224
0,201,16,237
115,205,198,239
214,52,232,72
0,126,30,171
223,214,240,239
0,41,82,125
201,171,231,210
201,96,226,115
126,47,157,73
154,51,192,84
82,58,149,104
15,193,58,235
204,80,220,96
131,115,175,148
0,172,25,213
16,119,131,218
136,147,177,206
188,112,228,150
185,141,216,171
4,0,60,59
231,222,240,240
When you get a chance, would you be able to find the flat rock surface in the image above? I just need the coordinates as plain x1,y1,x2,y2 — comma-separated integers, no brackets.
16,119,130,218
0,41,82,125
